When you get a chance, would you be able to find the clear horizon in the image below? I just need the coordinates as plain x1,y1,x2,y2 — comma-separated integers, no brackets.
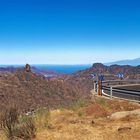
0,0,140,64
0,57,139,65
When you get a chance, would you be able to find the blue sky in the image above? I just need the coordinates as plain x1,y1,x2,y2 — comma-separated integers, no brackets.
0,0,140,64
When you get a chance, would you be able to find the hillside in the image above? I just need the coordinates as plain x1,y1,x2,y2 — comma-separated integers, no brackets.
1,97,140,140
0,64,140,140
0,63,140,112
63,63,140,94
82,63,140,76
35,99,140,140
0,66,90,112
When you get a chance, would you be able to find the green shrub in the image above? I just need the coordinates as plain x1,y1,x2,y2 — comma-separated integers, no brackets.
0,106,36,140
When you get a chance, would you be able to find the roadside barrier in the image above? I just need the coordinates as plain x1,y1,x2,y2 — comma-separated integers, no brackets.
94,80,140,102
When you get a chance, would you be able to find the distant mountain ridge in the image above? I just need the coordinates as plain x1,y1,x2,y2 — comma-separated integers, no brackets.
63,63,140,95
105,58,140,66
0,66,60,78
0,63,140,112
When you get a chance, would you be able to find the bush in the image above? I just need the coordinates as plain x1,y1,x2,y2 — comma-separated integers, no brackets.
0,106,19,140
34,108,50,129
0,106,36,140
14,117,36,140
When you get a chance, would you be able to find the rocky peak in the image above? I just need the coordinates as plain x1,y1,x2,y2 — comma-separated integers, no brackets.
92,63,105,68
91,63,108,73
25,64,31,72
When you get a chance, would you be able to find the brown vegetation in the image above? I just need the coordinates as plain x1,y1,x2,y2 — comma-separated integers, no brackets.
0,64,140,139
35,98,140,140
0,97,140,140
0,106,36,140
0,68,90,112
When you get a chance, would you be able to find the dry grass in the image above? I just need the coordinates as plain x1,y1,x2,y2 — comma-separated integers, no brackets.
35,98,140,140
33,108,50,130
0,106,36,140
35,109,140,140
0,98,140,140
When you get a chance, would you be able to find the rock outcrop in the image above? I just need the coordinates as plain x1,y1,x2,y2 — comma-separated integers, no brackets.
110,109,140,120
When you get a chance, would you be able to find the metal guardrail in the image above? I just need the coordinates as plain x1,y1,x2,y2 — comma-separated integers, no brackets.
94,80,140,102
102,80,140,86
102,80,140,83
102,86,140,96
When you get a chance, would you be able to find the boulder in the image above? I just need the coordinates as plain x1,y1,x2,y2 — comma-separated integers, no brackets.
110,109,140,120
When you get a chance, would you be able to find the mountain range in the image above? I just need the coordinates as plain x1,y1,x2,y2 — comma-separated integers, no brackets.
0,63,140,112
105,58,140,66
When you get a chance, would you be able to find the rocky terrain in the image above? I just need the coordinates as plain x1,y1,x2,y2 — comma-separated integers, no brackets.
0,63,140,112
62,63,140,94
69,63,140,80
0,65,90,112
0,64,140,140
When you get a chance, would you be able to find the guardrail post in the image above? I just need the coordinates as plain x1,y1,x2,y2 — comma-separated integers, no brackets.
93,82,96,92
97,84,98,94
101,81,102,96
110,86,112,98
98,80,102,96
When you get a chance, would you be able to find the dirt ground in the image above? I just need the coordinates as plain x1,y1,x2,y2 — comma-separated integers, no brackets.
35,98,140,140
0,97,140,140
36,116,140,140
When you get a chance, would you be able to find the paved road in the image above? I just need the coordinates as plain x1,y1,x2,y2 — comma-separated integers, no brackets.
116,85,140,92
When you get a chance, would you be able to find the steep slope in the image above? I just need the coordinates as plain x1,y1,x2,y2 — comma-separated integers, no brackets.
0,67,89,112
